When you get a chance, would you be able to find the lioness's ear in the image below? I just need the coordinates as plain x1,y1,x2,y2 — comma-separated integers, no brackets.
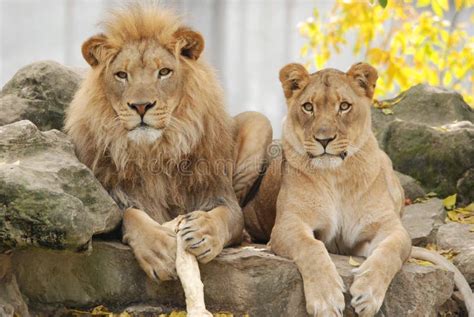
81,34,110,67
347,62,378,99
173,27,205,60
279,63,310,99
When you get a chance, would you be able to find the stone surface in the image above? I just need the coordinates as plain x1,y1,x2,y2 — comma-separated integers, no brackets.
12,241,454,316
457,169,474,206
372,84,474,144
0,254,30,317
0,120,121,252
437,222,474,285
401,198,445,246
0,61,81,130
396,171,426,200
383,120,474,199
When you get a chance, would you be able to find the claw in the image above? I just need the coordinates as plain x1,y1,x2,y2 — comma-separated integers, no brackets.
190,238,206,249
197,249,211,259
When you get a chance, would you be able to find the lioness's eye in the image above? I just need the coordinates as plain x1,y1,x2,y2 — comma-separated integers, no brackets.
339,102,352,111
115,71,128,80
158,68,172,77
302,102,314,113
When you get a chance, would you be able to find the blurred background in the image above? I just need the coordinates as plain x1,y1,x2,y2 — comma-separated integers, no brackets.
1,0,472,136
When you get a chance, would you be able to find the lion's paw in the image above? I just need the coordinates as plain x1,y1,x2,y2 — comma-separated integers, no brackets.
125,223,177,281
350,267,387,317
178,210,225,263
305,271,345,317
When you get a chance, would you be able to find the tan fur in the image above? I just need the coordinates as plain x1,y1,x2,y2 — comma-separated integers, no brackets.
65,4,272,282
270,62,413,317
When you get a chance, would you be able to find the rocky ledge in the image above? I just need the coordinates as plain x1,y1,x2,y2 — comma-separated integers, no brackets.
11,242,453,317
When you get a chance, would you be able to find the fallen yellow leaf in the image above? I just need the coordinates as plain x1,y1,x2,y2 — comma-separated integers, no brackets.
443,194,457,210
408,258,434,266
349,256,361,267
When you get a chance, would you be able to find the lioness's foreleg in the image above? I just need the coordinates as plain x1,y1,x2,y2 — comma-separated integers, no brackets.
122,208,177,281
350,222,411,317
271,215,345,317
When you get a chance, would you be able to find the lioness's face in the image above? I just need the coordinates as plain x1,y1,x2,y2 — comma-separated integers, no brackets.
81,28,204,144
105,44,180,143
280,63,378,169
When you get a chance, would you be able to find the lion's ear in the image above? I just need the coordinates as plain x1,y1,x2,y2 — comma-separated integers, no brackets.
173,27,205,60
347,62,378,99
279,63,310,99
81,34,111,67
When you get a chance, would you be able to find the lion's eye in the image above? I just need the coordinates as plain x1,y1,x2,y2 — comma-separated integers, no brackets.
158,68,172,78
115,71,128,80
302,102,314,113
339,102,352,112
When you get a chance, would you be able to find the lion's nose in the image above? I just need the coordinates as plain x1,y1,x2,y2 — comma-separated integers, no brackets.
127,101,156,117
315,135,336,149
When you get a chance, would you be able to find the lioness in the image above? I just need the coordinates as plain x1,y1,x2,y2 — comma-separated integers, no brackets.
266,62,473,316
65,5,272,283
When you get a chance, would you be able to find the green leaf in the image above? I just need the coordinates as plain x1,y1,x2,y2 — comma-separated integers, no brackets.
379,0,388,8
382,108,394,115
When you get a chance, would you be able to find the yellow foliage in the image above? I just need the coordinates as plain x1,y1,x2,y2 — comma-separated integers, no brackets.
299,0,474,106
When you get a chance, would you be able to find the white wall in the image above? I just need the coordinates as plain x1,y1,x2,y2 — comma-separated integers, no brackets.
0,0,354,136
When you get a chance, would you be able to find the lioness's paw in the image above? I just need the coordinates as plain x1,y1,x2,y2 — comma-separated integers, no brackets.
306,270,345,317
350,266,387,317
179,210,225,263
125,224,177,281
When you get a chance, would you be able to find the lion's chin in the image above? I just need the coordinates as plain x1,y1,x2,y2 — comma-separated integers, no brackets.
309,155,344,170
127,126,163,144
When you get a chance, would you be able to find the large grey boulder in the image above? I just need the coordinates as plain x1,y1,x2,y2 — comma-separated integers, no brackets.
12,241,454,316
372,84,474,143
0,120,121,252
0,61,81,130
401,198,445,246
437,222,474,285
383,120,474,199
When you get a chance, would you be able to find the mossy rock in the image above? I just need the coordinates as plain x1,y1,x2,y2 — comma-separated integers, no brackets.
372,84,474,145
0,61,82,130
0,120,121,252
384,120,474,198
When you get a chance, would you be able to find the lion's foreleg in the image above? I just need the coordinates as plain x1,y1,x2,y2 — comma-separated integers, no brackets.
232,111,272,204
350,223,411,317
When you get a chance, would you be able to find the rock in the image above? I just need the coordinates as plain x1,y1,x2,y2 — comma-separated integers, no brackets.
437,222,474,285
383,120,474,198
0,254,30,317
396,171,426,200
372,84,474,144
457,169,474,206
12,241,454,316
401,198,445,246
0,120,121,252
0,61,81,130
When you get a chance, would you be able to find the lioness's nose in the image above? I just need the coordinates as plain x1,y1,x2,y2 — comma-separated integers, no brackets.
315,135,336,149
127,101,156,117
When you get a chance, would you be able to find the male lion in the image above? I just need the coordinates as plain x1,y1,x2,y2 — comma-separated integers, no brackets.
264,62,474,316
65,5,272,283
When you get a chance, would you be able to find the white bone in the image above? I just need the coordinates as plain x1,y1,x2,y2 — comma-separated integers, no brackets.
163,217,212,317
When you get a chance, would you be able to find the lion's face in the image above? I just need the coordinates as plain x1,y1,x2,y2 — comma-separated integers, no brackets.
81,23,205,145
104,43,180,143
279,63,378,169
